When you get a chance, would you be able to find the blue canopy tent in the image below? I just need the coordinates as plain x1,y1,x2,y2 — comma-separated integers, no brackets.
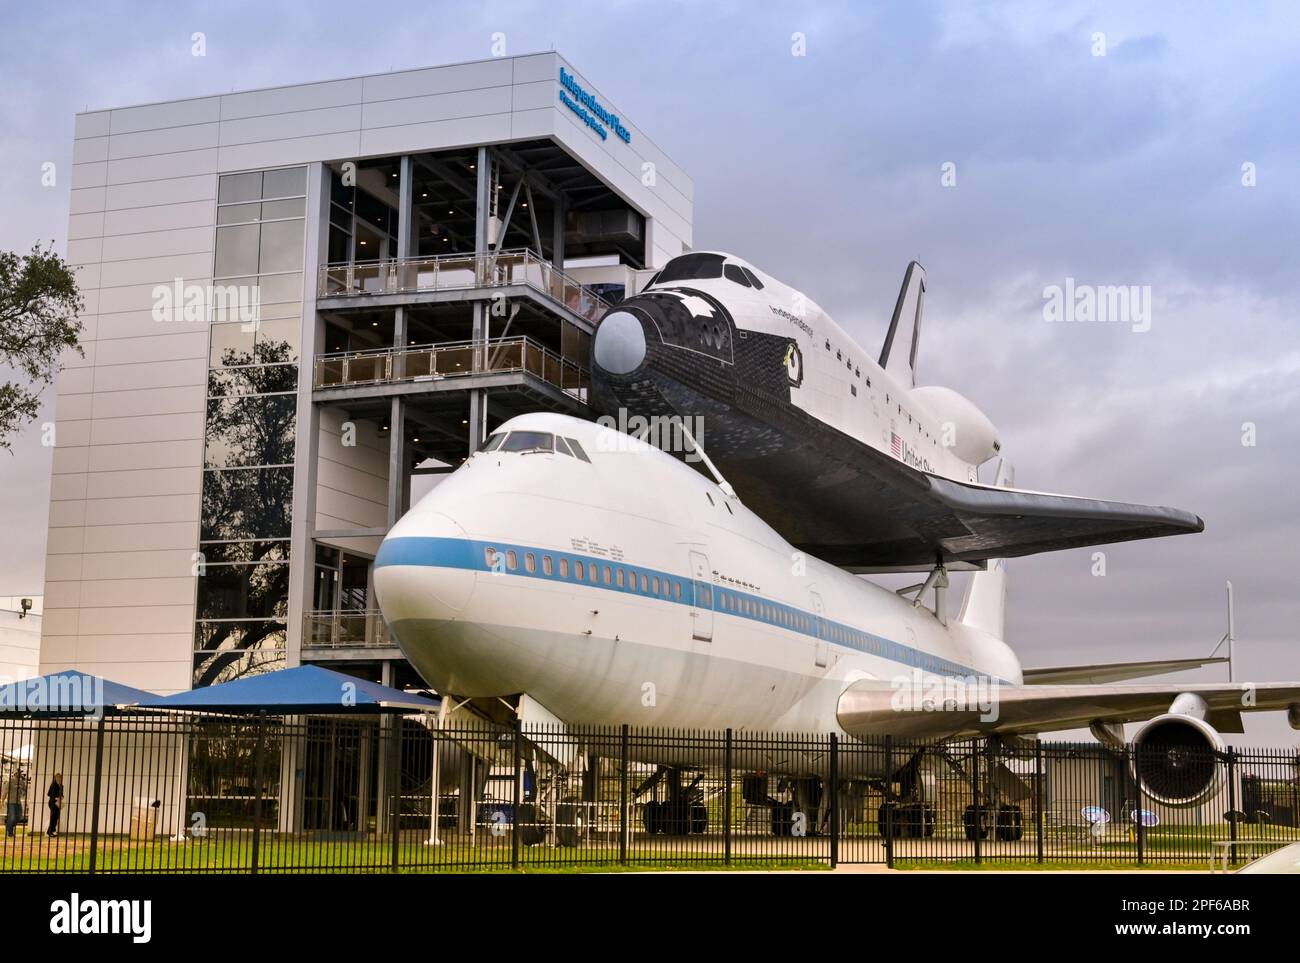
126,664,439,715
0,670,159,717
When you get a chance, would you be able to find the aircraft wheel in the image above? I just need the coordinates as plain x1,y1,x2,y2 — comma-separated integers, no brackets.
997,804,1023,841
556,802,587,848
877,802,903,838
689,802,708,835
904,803,926,838
516,802,545,846
771,802,794,837
963,804,989,841
642,800,662,835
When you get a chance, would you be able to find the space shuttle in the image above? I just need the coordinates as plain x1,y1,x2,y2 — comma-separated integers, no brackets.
589,253,1203,571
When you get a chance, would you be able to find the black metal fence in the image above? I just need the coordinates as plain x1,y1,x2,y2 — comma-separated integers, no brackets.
1,713,1296,872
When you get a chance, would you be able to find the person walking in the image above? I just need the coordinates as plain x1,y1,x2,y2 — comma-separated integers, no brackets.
4,768,22,838
46,773,63,837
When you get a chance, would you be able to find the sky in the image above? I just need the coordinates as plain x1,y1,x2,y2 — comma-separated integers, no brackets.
0,1,1296,740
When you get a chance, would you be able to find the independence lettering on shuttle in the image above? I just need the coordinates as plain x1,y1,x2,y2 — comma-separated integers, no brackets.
559,67,631,143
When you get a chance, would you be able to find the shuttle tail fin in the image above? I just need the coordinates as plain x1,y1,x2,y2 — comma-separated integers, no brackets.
879,261,926,388
957,459,1012,640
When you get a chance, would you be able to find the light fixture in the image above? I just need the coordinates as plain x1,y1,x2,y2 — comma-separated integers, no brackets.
371,321,378,327
413,436,420,443
521,202,527,208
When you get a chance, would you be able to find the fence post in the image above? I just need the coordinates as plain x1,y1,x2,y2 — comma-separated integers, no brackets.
1134,744,1144,865
87,714,107,875
390,718,401,874
723,728,733,867
251,710,265,875
829,733,839,869
972,740,982,865
511,719,522,871
619,724,629,865
1034,739,1044,865
1226,745,1238,865
884,735,894,868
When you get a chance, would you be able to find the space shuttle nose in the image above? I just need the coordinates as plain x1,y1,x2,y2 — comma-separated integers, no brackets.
592,309,646,374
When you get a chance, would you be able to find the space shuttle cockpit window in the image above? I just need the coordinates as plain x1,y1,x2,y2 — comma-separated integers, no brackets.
501,431,554,454
655,252,725,284
723,264,752,287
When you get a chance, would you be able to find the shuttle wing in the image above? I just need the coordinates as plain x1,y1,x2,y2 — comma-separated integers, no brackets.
836,679,1300,740
797,451,1203,570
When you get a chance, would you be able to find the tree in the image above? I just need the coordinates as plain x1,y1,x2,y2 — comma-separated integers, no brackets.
0,244,84,450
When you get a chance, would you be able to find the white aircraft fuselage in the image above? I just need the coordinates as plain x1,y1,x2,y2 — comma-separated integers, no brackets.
374,412,1022,737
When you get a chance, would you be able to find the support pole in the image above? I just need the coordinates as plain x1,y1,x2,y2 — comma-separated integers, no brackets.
723,728,733,867
1034,740,1044,864
511,720,522,870
87,714,106,875
426,699,447,846
828,733,839,869
619,724,629,865
251,710,266,874
386,397,406,526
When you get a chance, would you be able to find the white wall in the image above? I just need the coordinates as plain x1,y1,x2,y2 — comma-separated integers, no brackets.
315,407,389,558
0,596,42,684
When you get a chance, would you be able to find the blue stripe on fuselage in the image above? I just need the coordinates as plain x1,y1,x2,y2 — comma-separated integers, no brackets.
376,535,989,679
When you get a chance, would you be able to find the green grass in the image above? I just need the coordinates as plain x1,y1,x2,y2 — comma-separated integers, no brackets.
894,859,1215,871
5,824,1289,873
0,832,827,873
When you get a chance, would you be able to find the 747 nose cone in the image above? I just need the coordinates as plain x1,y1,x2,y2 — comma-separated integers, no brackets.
593,310,646,374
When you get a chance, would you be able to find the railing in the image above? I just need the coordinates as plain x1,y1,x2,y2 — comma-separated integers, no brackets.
4,717,1297,874
317,248,610,325
302,609,392,650
312,335,589,403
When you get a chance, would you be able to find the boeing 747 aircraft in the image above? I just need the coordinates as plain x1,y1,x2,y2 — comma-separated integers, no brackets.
374,413,1300,829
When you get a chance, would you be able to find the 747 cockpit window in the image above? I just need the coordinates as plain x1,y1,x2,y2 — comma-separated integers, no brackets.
501,431,553,453
482,432,507,452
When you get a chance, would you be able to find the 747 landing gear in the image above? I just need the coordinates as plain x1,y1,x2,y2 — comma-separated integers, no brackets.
963,803,1023,841
878,801,936,838
638,768,710,836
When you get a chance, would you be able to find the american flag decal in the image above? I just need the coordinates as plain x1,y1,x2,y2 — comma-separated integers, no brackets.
891,432,902,458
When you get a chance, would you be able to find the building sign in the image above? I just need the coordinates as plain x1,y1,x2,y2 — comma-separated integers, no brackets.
559,67,631,144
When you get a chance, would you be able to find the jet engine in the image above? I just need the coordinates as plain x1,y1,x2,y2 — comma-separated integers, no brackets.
1130,710,1224,808
910,386,1000,466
